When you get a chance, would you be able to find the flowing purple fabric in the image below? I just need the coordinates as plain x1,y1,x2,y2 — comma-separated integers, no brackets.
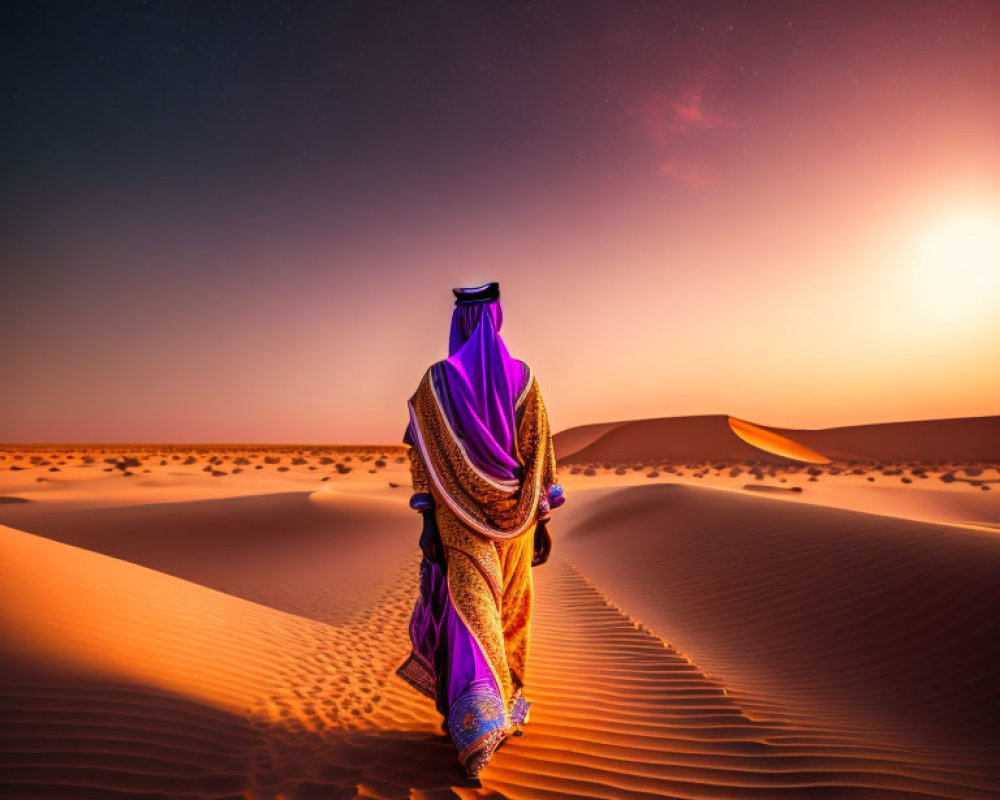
407,555,496,720
432,298,529,483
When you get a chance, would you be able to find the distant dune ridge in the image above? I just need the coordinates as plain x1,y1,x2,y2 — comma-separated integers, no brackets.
555,413,1000,464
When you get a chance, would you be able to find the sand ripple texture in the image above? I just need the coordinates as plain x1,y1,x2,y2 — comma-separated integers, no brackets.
2,483,999,799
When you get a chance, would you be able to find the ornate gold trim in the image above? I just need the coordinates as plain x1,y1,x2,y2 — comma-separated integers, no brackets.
515,362,534,410
395,650,437,700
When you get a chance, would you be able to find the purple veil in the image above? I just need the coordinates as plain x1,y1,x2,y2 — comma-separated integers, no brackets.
404,287,530,485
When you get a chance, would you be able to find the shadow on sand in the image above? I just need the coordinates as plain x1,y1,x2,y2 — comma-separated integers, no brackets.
0,655,503,800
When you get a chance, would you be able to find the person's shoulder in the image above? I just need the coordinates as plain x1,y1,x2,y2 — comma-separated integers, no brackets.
408,364,436,402
421,361,443,380
519,359,538,386
515,360,537,406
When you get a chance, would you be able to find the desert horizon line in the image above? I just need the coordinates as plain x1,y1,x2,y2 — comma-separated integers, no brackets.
3,410,998,448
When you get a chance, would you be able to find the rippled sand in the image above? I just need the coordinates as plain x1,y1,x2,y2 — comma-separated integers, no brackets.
1,442,998,798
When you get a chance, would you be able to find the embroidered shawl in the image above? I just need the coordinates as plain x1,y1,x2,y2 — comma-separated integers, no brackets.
406,363,558,540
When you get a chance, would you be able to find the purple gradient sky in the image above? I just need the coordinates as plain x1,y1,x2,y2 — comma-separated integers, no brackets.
2,1,998,443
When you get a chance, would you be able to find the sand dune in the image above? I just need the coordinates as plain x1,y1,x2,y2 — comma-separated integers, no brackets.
1,446,999,798
556,413,1000,465
557,414,787,464
552,420,628,462
0,488,413,625
789,416,1000,463
487,560,1000,799
557,483,1000,758
0,520,441,797
5,514,999,799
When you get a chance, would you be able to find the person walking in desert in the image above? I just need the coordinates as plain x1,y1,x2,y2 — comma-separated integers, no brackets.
395,281,565,781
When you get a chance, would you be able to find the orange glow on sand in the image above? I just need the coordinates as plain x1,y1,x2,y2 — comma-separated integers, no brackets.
727,415,833,464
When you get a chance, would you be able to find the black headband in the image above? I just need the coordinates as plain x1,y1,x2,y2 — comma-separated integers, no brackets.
452,281,500,304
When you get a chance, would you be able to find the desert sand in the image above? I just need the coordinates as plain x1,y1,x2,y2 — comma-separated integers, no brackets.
1,417,999,798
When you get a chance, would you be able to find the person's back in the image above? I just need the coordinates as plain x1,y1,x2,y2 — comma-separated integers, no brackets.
395,282,565,782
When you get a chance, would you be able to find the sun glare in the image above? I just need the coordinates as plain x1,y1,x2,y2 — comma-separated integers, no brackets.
904,207,1000,323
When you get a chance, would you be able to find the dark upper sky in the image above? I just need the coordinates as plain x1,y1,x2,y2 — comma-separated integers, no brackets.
3,1,781,224
2,1,998,442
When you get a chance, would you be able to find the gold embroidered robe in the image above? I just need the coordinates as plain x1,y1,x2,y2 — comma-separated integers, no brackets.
401,363,559,722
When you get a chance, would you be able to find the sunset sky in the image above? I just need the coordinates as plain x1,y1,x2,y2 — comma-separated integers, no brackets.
2,1,998,443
